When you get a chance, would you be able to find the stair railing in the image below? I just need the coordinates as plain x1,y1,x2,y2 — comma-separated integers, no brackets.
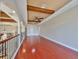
0,34,20,59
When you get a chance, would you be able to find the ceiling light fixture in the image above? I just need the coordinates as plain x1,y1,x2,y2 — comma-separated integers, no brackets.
41,3,47,8
12,10,15,13
41,6,46,8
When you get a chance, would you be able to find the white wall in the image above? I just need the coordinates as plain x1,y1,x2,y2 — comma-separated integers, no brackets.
27,24,40,36
40,6,78,51
15,0,27,24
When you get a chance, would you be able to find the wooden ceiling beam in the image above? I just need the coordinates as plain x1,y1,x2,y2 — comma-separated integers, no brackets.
0,18,16,23
28,20,41,23
0,11,10,18
27,5,55,14
0,11,16,23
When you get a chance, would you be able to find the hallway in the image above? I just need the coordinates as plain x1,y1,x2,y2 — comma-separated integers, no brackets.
0,0,78,59
15,36,77,59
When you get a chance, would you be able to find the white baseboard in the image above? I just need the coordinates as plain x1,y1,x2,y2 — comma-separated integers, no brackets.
27,34,39,36
40,34,78,52
11,38,25,59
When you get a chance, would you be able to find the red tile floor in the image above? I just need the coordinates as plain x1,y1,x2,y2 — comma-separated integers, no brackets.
15,36,78,59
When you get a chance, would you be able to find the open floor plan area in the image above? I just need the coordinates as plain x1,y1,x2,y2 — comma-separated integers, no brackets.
15,36,77,59
0,0,78,59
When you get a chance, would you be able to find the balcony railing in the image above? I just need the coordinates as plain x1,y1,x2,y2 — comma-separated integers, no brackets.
0,34,23,59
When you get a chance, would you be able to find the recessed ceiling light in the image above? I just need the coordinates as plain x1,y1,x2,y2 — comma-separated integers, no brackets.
12,10,15,13
41,3,47,8
41,6,46,8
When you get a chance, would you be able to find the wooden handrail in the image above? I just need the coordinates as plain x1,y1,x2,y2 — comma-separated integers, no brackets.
0,34,19,44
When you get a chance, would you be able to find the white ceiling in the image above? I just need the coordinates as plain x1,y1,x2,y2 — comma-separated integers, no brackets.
1,0,17,11
28,0,71,10
28,11,49,20
1,0,27,24
28,0,71,23
0,0,72,24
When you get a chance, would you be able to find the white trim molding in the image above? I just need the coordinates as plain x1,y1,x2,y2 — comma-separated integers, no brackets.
39,0,78,25
11,37,25,59
40,34,78,52
0,3,19,22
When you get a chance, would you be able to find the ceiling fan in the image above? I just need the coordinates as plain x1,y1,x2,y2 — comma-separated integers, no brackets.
33,16,44,22
28,16,44,23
